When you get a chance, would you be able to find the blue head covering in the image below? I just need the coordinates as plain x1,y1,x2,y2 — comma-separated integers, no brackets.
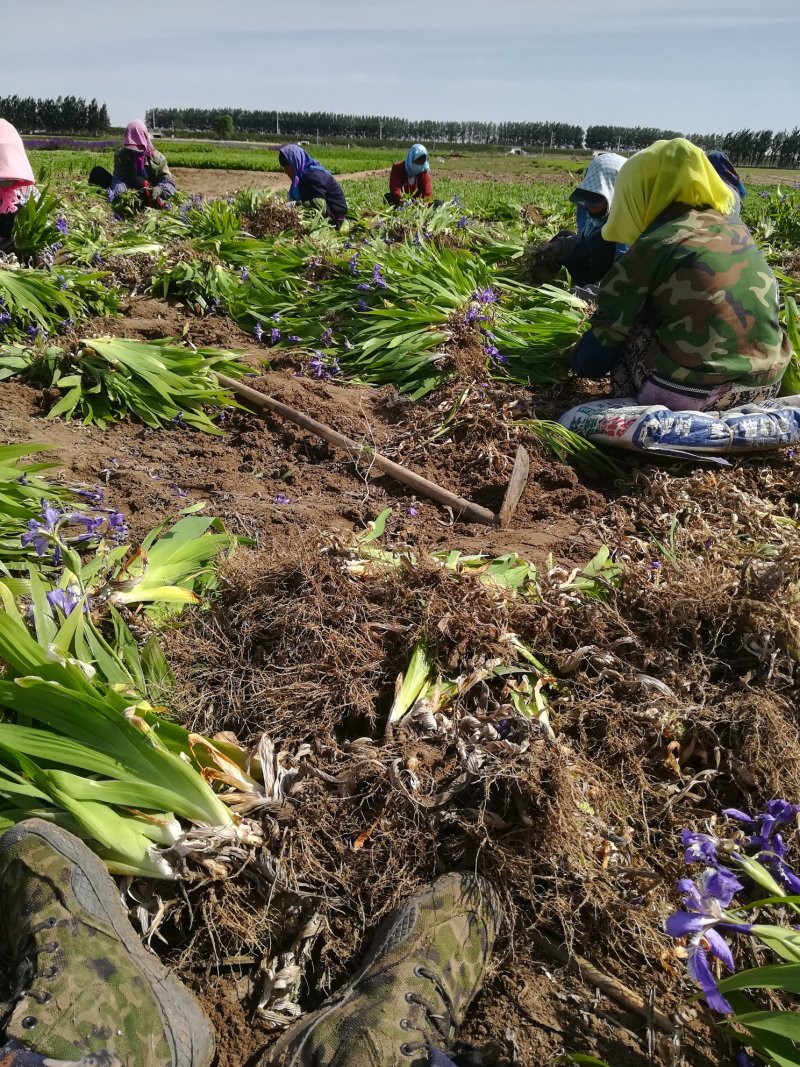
707,150,746,198
404,143,430,179
279,144,329,201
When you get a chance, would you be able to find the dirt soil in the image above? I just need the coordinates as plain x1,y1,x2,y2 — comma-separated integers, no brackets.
172,167,388,198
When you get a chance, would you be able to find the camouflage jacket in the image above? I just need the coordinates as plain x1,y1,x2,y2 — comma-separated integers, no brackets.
591,206,792,388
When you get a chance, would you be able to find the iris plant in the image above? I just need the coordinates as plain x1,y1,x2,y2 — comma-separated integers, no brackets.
668,800,800,1015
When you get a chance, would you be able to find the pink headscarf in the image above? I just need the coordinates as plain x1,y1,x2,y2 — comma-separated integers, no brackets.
0,118,35,215
123,120,155,159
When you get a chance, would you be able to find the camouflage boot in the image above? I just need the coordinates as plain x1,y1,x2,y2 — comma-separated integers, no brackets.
0,820,215,1067
261,872,502,1067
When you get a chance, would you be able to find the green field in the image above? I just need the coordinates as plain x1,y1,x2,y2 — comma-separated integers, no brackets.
29,142,595,182
30,144,406,179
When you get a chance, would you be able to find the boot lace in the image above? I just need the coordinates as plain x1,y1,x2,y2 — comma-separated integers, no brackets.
398,964,458,1057
8,918,61,1017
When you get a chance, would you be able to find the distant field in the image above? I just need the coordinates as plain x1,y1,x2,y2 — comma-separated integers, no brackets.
28,141,798,201
28,142,595,181
344,177,571,218
29,144,404,179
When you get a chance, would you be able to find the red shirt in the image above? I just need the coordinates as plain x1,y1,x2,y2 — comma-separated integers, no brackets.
389,161,433,203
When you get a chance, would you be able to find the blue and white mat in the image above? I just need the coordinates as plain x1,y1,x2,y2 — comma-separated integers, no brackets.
559,395,800,456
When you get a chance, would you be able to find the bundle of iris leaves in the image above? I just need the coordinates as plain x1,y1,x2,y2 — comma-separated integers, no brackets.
0,337,250,434
0,444,263,879
153,191,588,399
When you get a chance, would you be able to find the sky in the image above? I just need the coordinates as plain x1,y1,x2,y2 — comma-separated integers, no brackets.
3,0,799,133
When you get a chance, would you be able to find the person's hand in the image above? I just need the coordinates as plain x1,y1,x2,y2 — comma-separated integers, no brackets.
541,232,580,266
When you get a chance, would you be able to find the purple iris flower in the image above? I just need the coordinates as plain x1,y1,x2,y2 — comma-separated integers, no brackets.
172,411,186,428
55,275,67,290
458,216,469,229
736,1053,753,1067
724,802,800,889
274,492,290,505
485,344,507,365
413,234,423,249
271,312,281,323
270,327,281,344
348,253,360,275
464,305,486,325
21,501,62,562
76,487,105,504
55,215,69,235
92,251,104,266
372,264,388,289
407,506,418,516
107,511,129,541
253,323,264,342
240,267,249,282
309,356,326,379
107,188,117,203
356,299,368,312
27,326,41,340
69,513,105,542
320,327,333,347
357,282,372,292
665,866,750,1014
681,829,720,866
472,287,498,305
288,335,302,344
46,586,85,617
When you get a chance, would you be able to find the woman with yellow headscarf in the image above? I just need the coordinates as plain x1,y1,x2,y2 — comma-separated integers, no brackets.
571,138,791,411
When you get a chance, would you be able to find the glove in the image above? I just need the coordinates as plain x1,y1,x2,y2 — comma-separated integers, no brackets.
571,331,623,379
541,233,580,266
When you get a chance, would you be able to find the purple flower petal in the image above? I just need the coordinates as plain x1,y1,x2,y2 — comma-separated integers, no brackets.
723,808,754,824
705,867,744,908
681,829,720,866
687,942,734,1014
665,911,710,938
704,927,735,972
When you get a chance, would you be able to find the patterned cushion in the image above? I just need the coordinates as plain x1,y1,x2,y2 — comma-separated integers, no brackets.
559,396,800,454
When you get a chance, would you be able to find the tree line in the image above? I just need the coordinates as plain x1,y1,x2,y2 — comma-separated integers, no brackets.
586,124,800,168
3,95,798,169
146,109,587,149
147,108,800,167
0,96,110,134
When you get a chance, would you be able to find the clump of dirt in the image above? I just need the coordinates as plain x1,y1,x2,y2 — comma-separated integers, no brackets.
77,294,259,351
103,252,159,293
304,255,340,282
520,203,549,227
244,198,303,238
443,312,491,383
